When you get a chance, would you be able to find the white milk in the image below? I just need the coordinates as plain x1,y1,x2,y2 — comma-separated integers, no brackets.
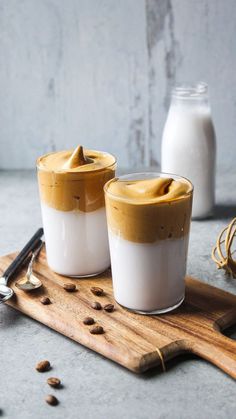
161,83,216,219
108,230,189,313
41,204,110,276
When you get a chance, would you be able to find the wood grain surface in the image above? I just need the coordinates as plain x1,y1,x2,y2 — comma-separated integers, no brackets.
1,249,236,378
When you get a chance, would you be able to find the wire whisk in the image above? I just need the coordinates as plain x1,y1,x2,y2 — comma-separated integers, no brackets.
212,217,236,278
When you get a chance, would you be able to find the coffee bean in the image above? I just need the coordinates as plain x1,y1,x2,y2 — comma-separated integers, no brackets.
83,316,95,325
90,286,104,296
40,296,51,305
47,377,61,388
36,360,51,372
91,301,102,310
45,395,59,406
90,325,104,335
63,283,76,292
104,303,114,313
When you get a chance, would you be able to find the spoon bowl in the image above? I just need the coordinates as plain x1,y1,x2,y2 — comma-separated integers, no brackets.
15,274,42,291
0,284,14,303
15,241,44,291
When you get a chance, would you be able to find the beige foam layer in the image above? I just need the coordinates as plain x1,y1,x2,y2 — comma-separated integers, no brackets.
37,146,116,212
105,176,193,243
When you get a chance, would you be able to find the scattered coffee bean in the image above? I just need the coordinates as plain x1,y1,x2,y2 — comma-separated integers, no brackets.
104,303,114,313
91,301,102,310
36,360,51,372
90,325,104,335
90,286,104,296
40,296,51,305
45,395,59,406
83,316,95,325
63,283,76,292
47,377,61,388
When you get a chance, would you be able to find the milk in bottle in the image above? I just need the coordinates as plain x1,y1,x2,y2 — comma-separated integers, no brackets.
161,82,216,219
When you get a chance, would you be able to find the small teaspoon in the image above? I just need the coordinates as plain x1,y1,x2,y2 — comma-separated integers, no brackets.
15,241,44,291
0,228,44,303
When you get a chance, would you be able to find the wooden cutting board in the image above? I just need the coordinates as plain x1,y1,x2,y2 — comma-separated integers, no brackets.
1,249,236,379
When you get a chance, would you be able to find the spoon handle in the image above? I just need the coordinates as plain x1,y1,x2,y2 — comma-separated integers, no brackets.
27,240,44,277
3,228,44,282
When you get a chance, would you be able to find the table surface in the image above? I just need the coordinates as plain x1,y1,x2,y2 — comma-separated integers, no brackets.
1,168,236,419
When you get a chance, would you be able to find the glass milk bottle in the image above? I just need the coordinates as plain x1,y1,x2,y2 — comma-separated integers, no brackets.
161,82,216,219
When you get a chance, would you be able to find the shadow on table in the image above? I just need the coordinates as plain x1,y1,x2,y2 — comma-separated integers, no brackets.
213,204,236,220
139,353,199,379
139,324,236,380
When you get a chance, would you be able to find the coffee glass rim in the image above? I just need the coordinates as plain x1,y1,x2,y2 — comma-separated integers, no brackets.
36,148,117,174
104,171,193,204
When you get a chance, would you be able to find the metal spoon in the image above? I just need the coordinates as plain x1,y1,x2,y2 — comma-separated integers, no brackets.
0,228,44,303
15,241,44,291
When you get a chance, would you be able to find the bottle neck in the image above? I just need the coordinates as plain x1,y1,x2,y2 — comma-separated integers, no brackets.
171,82,209,107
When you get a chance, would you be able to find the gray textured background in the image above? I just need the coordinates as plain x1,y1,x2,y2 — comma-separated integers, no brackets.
0,0,236,170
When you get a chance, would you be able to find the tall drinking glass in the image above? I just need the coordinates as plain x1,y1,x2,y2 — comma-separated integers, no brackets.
105,172,193,314
37,145,116,277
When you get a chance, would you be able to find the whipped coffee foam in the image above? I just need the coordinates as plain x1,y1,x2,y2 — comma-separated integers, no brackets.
37,145,116,212
105,175,192,243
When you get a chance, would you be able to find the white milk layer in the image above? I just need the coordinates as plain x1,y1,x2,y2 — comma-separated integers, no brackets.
41,204,110,276
161,103,216,219
108,230,189,312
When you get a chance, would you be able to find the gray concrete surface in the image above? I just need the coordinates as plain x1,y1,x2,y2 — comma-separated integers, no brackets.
1,0,236,171
0,168,236,419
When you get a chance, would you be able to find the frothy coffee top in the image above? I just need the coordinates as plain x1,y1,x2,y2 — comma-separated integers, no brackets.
105,176,193,243
106,177,191,204
37,146,116,212
37,145,115,173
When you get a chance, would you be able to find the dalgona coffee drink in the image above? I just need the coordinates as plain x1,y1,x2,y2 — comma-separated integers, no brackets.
104,172,193,313
37,145,116,276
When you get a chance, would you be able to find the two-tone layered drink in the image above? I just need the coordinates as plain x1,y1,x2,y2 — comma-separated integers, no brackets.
37,145,116,276
105,172,193,314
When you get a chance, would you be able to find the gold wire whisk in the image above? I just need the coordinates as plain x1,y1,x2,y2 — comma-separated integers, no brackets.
212,217,236,278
